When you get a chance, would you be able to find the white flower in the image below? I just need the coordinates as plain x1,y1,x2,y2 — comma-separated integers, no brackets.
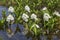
42,7,47,10
25,5,30,12
53,11,60,17
24,19,28,22
32,24,40,28
36,24,40,28
6,14,14,23
8,6,14,13
43,13,51,21
22,13,29,22
31,13,38,20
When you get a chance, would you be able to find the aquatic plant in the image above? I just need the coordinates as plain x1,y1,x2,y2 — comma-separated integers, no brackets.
0,0,60,40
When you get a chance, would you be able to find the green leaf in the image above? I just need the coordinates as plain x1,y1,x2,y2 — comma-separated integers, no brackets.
33,27,37,36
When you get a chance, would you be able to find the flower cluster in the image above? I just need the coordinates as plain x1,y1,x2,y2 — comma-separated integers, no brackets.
25,5,30,12
8,6,14,13
1,0,60,38
31,13,38,21
6,6,14,24
43,13,51,21
6,14,14,23
53,11,60,17
5,4,60,37
22,13,29,22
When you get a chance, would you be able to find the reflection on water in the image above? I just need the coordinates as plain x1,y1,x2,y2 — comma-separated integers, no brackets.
0,6,60,40
40,35,48,40
52,35,59,40
0,6,7,20
0,6,28,40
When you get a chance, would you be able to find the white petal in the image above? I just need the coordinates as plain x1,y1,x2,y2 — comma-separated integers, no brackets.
43,13,51,21
36,24,40,28
42,7,47,10
22,13,29,22
25,5,30,12
53,11,60,17
24,19,28,22
8,6,14,13
32,24,40,28
6,14,14,22
31,13,37,20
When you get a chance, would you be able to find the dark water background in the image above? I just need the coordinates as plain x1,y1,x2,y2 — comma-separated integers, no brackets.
0,6,60,40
